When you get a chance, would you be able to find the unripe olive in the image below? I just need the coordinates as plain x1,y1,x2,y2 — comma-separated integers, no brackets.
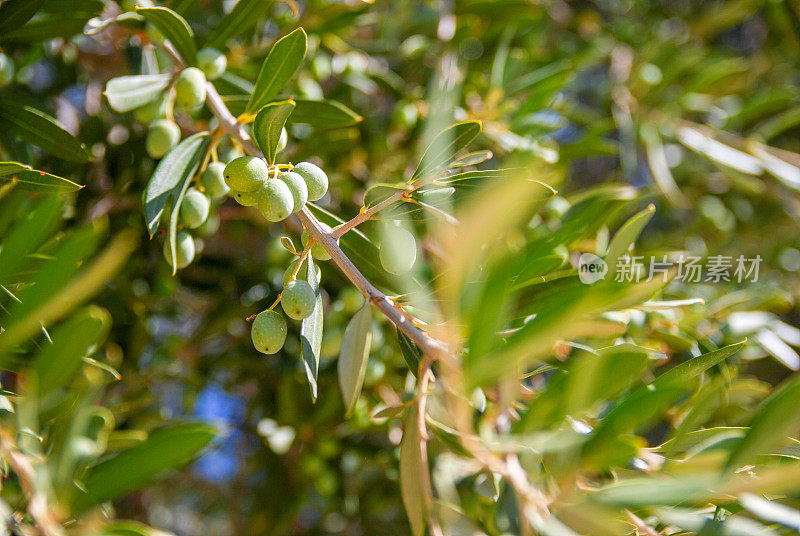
281,280,317,320
380,226,417,275
277,127,288,153
277,171,308,213
251,310,287,354
195,210,220,237
257,179,294,222
175,67,206,110
283,258,321,286
179,187,210,229
232,189,259,206
0,53,14,87
197,48,227,80
301,224,337,261
134,90,170,123
146,119,180,158
224,156,268,192
293,162,328,202
201,162,229,199
163,230,195,269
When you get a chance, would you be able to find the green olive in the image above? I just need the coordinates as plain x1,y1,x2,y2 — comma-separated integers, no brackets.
224,156,268,192
145,119,180,159
251,310,287,354
293,161,329,202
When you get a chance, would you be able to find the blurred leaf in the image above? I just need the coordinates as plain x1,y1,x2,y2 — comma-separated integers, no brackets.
726,372,800,471
0,230,137,359
203,0,273,50
0,101,89,162
412,121,481,182
94,520,175,536
290,99,363,128
104,74,172,113
1,0,101,41
136,6,196,65
0,161,81,192
337,302,373,416
246,28,307,114
396,329,421,376
0,0,44,35
301,256,323,401
252,99,294,165
400,406,428,536
0,196,62,284
73,423,215,512
31,306,111,394
739,493,800,530
656,507,779,536
604,204,655,263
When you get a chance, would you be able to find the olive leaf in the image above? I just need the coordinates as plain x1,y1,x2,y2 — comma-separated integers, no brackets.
0,101,89,163
246,28,307,114
104,74,172,113
411,121,482,182
337,301,373,415
400,405,429,536
143,132,209,237
396,328,422,376
136,6,197,65
203,0,272,50
72,422,216,513
301,255,324,401
252,99,295,165
0,161,82,192
0,0,45,36
290,99,363,128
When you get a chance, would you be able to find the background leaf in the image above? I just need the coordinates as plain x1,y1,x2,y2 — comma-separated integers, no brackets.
136,6,197,65
337,302,373,415
72,423,215,512
0,101,89,162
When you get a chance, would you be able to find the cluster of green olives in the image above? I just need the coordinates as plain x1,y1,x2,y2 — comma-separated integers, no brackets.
251,257,322,355
224,157,328,222
139,49,226,159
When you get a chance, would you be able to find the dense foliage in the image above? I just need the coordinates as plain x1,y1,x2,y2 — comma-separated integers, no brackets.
3,0,800,535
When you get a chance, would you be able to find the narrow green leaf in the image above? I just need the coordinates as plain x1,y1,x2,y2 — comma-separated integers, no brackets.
31,306,111,394
604,204,656,263
290,99,363,128
0,101,89,163
246,28,307,114
104,74,172,113
651,341,746,390
143,132,209,238
726,372,800,471
8,224,101,324
0,230,137,359
396,329,421,376
657,507,780,536
301,255,323,401
0,162,82,192
252,99,295,165
0,196,63,284
400,406,428,536
204,0,273,50
411,121,481,182
337,302,373,416
73,423,215,512
136,6,197,65
0,0,44,36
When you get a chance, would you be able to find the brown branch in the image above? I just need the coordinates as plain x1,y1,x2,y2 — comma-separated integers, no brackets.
0,430,64,536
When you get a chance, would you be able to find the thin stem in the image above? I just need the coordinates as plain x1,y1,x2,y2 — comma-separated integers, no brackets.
332,188,412,238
